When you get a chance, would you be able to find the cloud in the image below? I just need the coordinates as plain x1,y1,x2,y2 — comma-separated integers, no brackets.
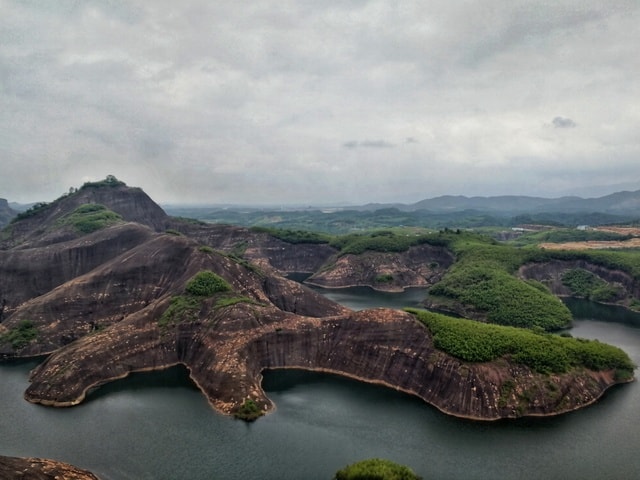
552,117,577,129
1,0,639,205
343,140,395,149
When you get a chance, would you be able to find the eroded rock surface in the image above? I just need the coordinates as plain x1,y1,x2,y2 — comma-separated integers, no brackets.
306,244,454,292
0,455,100,480
24,304,623,420
0,182,633,421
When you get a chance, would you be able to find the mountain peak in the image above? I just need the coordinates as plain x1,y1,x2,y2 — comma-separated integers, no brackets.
1,176,169,249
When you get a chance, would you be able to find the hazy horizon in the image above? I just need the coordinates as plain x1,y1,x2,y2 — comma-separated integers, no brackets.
5,177,640,210
2,1,639,205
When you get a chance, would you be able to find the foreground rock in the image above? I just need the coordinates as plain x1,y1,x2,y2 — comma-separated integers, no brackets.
0,455,99,480
23,305,626,420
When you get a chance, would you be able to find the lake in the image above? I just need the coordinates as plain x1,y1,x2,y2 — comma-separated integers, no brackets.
1,289,639,479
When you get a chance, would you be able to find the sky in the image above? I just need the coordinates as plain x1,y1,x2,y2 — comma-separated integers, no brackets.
2,0,639,206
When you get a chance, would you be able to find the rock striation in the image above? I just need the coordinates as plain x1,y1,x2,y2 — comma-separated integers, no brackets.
0,179,634,421
306,244,454,292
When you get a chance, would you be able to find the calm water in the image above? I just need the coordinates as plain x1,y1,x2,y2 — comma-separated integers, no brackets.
1,290,640,480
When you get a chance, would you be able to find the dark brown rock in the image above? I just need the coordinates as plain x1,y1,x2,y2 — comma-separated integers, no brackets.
0,455,100,480
23,304,624,420
306,244,454,292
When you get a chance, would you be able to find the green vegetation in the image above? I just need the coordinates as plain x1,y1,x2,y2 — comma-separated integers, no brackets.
11,202,51,222
198,245,214,253
0,320,38,350
214,296,263,308
159,271,261,328
330,230,440,256
165,229,182,236
158,295,201,327
375,273,394,283
185,270,231,296
233,398,263,421
428,234,572,330
561,269,621,302
250,226,331,244
511,228,633,247
334,458,422,480
164,201,639,235
59,204,122,234
79,174,126,190
409,309,635,376
159,271,233,328
10,175,127,226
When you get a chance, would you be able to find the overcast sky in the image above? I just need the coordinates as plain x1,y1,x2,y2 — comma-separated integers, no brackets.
2,1,639,205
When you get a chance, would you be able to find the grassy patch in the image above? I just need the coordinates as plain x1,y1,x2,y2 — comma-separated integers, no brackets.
185,270,231,296
159,271,234,328
0,320,38,350
59,204,122,234
158,295,201,328
215,296,263,308
409,309,635,375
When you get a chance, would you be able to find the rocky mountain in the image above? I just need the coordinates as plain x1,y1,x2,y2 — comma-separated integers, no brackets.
0,198,16,228
0,177,633,422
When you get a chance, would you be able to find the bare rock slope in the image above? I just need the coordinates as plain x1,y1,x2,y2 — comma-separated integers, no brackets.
0,455,100,480
0,180,633,421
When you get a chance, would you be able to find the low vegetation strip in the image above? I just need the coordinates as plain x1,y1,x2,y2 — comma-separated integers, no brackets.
408,309,635,377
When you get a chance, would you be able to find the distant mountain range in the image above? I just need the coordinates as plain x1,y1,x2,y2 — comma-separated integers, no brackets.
359,190,640,215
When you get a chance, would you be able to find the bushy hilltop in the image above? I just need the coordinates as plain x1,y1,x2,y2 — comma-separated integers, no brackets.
0,175,168,249
0,176,636,422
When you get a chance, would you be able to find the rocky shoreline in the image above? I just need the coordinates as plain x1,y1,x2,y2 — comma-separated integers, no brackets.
0,455,100,480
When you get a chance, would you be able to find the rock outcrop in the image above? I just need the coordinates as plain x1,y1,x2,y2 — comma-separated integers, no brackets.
23,304,623,420
519,260,640,306
0,198,16,228
306,244,454,292
0,455,100,480
0,179,634,421
0,182,168,250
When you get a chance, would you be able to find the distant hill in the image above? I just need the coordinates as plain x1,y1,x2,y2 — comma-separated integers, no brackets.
406,190,640,215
